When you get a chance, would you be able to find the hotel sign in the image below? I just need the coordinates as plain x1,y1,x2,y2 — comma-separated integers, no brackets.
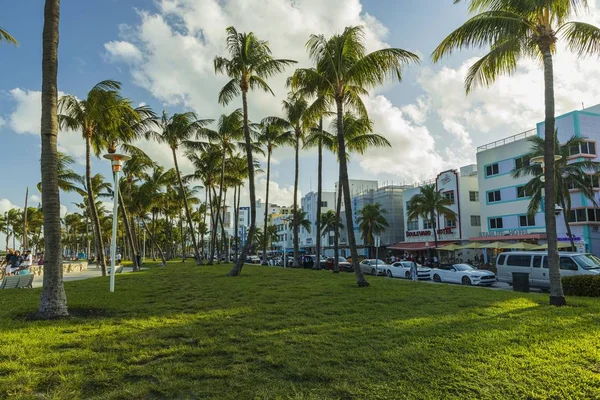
407,228,454,237
479,230,530,237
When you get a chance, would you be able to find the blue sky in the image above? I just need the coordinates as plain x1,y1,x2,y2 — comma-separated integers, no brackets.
2,0,600,241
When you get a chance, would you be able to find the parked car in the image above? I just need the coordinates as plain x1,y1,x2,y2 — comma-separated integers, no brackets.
496,251,600,289
308,255,327,269
431,263,496,286
359,259,388,276
325,257,353,272
388,261,431,280
247,255,261,264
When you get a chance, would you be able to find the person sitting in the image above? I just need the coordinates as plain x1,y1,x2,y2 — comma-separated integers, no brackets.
18,250,33,274
2,248,14,276
8,251,21,275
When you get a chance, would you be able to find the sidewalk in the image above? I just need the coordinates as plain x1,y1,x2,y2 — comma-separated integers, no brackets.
31,265,135,288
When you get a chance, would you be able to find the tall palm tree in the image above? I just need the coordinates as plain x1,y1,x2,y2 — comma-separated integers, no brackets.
37,152,81,193
38,0,68,318
147,111,212,265
357,203,389,259
433,1,600,305
320,210,344,247
290,26,418,286
257,118,293,264
214,26,296,276
0,26,17,45
58,80,137,276
513,132,600,250
406,185,456,253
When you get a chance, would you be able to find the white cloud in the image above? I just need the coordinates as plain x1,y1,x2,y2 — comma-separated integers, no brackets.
29,194,41,204
0,117,5,128
0,198,20,214
104,40,143,64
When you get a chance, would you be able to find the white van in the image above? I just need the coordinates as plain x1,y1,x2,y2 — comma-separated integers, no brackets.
496,251,600,289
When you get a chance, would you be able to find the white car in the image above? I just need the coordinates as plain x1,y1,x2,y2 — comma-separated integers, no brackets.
388,261,431,280
359,259,388,276
430,263,497,286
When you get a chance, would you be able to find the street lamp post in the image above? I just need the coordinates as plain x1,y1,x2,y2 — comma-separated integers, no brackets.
103,152,131,293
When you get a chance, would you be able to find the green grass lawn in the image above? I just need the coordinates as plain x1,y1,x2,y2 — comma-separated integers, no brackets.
1,262,599,399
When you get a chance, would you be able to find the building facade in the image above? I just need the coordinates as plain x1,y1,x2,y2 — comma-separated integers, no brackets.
299,191,336,250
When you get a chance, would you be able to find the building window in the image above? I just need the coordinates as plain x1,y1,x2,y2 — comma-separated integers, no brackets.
469,191,479,202
407,220,419,231
490,217,503,229
445,217,456,228
320,201,328,207
487,190,501,203
486,163,499,177
443,191,455,204
517,185,531,198
423,220,433,229
514,156,530,170
519,215,536,227
471,215,481,227
570,141,597,156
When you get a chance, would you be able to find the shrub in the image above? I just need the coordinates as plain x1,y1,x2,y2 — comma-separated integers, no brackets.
562,275,600,297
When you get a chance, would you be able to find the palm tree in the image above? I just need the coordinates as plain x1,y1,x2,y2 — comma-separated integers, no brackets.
147,111,212,265
58,80,137,276
513,132,600,250
0,26,17,45
257,118,293,264
214,26,296,276
320,210,344,247
357,203,389,259
37,152,81,193
38,0,68,318
406,185,456,253
290,26,418,286
433,1,600,305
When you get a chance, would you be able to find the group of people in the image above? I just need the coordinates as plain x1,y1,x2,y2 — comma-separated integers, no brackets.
1,249,41,276
388,253,439,266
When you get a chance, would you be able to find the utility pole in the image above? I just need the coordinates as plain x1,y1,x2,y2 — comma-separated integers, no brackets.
23,187,29,250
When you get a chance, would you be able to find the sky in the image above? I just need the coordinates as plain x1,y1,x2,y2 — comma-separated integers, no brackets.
2,0,600,246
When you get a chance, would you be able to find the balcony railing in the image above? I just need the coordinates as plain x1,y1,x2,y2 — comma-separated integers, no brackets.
477,129,537,152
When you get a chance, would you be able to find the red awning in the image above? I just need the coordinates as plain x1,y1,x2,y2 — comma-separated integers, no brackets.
469,233,546,241
387,240,459,251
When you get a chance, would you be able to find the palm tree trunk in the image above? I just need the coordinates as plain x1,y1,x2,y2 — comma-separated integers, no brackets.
336,98,368,286
172,148,201,265
118,190,138,271
141,218,166,266
221,189,228,262
334,181,342,274
234,184,241,261
230,90,255,276
151,211,156,260
179,208,186,262
542,47,566,306
85,136,106,276
292,135,300,268
562,200,576,250
314,122,323,270
262,147,272,265
208,187,217,264
38,0,68,318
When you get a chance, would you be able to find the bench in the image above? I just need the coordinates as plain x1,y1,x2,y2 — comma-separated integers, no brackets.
0,274,34,290
107,266,124,274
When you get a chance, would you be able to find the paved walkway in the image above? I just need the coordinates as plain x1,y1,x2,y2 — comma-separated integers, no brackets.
31,266,135,288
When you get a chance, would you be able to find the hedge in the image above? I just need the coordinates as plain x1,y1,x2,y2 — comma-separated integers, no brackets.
562,274,600,297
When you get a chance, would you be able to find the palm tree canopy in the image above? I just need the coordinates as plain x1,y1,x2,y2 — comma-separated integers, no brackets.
357,203,389,246
214,26,297,104
320,210,344,238
257,117,294,153
407,184,456,225
433,1,600,93
147,111,213,151
512,131,600,216
290,25,419,121
37,152,81,193
0,26,18,45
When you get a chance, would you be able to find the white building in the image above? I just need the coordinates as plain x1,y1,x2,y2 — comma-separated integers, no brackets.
299,191,336,251
390,165,481,255
237,200,284,246
475,105,600,254
271,213,292,251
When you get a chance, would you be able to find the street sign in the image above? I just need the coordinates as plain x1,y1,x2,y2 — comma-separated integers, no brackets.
374,235,381,248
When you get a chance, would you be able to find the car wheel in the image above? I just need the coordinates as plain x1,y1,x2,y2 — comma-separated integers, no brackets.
433,274,441,283
386,270,393,278
462,276,472,285
371,268,376,276
405,271,411,279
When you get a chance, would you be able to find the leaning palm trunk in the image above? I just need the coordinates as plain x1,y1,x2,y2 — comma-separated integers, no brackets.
85,136,106,276
336,99,368,286
561,199,576,250
141,219,166,266
314,124,323,270
118,191,138,271
262,149,272,265
292,136,300,267
333,181,342,273
542,47,565,306
208,188,215,264
229,91,256,276
234,184,241,261
179,209,186,262
38,0,68,318
172,148,202,265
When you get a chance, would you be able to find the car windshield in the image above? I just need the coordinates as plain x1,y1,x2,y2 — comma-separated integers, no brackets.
454,264,475,271
373,259,386,265
573,254,600,270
